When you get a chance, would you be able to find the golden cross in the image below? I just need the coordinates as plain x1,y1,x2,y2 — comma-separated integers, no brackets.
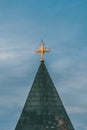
35,41,50,61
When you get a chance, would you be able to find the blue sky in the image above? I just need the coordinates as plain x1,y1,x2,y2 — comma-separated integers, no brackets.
0,0,87,130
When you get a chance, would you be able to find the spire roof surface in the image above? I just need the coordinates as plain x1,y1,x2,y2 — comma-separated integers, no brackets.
15,61,75,130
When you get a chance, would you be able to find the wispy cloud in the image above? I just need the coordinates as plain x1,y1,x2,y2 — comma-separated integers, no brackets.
67,106,87,114
0,52,21,59
0,43,35,61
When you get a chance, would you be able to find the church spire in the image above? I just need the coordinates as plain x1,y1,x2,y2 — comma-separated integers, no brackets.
35,41,50,61
14,43,75,130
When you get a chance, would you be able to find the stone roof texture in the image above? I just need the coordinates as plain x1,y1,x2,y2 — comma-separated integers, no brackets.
15,61,75,130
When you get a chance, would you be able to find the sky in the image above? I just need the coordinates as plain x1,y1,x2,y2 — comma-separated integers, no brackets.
0,0,87,130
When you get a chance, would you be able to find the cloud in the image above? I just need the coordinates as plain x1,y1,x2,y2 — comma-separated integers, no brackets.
67,106,87,114
0,52,21,59
0,44,35,63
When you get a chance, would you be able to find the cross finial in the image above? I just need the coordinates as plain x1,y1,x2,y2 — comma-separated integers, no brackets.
35,41,50,61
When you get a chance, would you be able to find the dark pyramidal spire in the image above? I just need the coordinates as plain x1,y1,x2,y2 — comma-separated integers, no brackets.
15,42,75,130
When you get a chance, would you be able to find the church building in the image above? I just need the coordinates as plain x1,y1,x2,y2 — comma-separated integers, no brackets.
14,42,75,130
